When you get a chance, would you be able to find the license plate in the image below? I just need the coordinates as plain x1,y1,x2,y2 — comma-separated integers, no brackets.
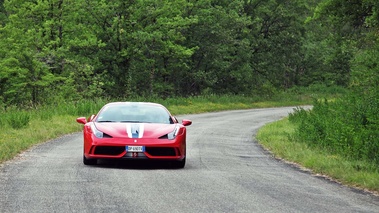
126,146,145,152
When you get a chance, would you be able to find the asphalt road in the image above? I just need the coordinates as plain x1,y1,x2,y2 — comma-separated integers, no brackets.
0,107,378,213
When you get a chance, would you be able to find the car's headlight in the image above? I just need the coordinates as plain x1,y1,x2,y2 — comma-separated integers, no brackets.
168,126,180,140
91,123,104,138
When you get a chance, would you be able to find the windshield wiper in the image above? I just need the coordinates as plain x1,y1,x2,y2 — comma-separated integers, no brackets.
98,120,152,123
119,120,143,123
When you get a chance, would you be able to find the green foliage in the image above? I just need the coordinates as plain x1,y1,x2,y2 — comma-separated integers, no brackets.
288,84,348,95
0,0,6,25
289,93,379,165
2,109,30,129
350,47,379,95
244,0,309,89
1,0,338,106
288,0,379,166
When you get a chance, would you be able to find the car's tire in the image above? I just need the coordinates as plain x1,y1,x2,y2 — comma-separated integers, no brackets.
83,155,97,165
173,157,186,168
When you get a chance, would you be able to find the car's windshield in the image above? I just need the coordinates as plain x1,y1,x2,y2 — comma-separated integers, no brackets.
96,104,173,124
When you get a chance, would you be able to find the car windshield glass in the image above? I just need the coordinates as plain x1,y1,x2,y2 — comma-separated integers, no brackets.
96,104,173,124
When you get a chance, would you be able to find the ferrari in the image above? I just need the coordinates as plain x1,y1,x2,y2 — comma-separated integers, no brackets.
76,102,192,168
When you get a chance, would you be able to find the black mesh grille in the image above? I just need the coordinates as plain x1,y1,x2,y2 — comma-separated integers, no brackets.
145,147,176,156
94,146,125,155
158,135,168,139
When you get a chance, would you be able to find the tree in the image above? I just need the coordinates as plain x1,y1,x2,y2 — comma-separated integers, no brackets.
2,0,364,107
289,0,379,165
125,0,197,97
0,0,58,106
0,0,109,106
0,0,6,25
311,0,379,88
243,0,309,91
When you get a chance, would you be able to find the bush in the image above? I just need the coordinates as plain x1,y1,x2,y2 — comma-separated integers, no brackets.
5,110,31,129
289,92,379,165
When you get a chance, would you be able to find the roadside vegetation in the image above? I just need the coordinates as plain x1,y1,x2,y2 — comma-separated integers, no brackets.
257,87,379,193
257,117,379,194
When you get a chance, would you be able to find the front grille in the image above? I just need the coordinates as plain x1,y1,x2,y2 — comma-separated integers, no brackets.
158,135,168,139
94,146,125,155
145,147,176,156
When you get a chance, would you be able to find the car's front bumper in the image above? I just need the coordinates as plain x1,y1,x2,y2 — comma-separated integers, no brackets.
84,137,186,160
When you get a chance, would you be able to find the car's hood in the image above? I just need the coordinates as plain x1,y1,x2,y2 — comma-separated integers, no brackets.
94,122,176,138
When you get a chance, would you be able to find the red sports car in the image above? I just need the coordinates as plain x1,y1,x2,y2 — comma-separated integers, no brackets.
76,102,192,168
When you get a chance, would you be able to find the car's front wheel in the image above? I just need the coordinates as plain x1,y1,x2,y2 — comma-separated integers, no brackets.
83,155,97,165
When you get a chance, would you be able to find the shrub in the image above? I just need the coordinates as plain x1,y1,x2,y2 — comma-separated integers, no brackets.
289,92,379,165
5,110,30,129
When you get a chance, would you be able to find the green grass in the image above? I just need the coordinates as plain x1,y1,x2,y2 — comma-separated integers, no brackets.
256,118,379,194
0,115,81,163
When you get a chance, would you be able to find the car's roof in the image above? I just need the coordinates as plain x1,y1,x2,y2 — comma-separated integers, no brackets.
104,102,164,107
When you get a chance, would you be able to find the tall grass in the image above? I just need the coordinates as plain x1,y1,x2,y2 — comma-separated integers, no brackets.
289,92,379,166
0,109,30,129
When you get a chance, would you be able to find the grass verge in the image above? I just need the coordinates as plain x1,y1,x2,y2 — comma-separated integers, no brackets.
256,118,379,194
0,115,81,163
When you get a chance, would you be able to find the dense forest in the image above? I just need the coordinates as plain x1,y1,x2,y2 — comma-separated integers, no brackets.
1,0,377,107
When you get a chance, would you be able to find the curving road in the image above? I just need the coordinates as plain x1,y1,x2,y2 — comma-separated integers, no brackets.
0,107,378,213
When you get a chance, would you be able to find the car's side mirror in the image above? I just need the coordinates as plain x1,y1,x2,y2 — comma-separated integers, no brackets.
182,119,192,126
76,117,87,124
